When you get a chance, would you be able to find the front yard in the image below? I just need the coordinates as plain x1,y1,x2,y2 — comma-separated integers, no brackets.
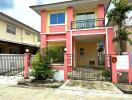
0,80,132,100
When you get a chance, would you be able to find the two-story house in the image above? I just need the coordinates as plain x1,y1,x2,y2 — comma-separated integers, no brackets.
30,0,114,70
0,12,40,54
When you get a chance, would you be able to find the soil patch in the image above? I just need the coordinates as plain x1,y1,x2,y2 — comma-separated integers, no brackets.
18,78,64,88
61,80,122,93
116,84,132,94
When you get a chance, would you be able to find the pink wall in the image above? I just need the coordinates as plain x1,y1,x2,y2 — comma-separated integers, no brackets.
108,28,115,54
97,4,104,19
72,28,106,35
67,7,73,30
49,25,66,32
40,10,47,48
46,34,66,41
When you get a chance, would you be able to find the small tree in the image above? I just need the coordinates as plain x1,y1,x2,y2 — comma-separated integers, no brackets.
31,46,64,80
107,0,132,55
31,48,55,80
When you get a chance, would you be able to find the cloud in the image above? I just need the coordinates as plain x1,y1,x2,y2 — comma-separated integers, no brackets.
37,0,70,4
0,0,14,9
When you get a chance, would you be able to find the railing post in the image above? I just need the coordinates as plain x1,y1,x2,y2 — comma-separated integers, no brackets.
64,53,68,80
24,49,30,79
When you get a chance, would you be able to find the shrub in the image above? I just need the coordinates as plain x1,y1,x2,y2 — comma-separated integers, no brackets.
31,48,55,80
102,70,111,78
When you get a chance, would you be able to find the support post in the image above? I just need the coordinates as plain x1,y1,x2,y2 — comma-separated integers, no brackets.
111,55,117,83
128,52,132,83
64,53,68,80
24,49,30,79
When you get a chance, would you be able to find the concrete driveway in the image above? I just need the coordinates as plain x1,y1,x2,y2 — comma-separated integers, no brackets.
0,84,132,100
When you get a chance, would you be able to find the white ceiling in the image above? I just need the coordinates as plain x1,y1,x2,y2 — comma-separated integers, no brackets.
73,34,104,42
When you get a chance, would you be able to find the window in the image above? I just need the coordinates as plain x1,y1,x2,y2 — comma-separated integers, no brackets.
9,47,19,54
7,24,16,34
37,35,40,42
80,48,84,56
25,31,30,35
76,12,95,29
50,13,65,24
0,48,2,53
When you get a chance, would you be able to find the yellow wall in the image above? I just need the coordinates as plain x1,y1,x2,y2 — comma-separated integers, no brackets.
0,20,39,46
46,9,67,33
75,42,97,67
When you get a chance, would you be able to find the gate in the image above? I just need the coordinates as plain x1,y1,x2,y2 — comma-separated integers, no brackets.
0,54,24,76
67,54,112,81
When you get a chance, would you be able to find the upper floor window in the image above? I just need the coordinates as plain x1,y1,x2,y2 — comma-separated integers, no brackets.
25,31,30,35
76,12,95,29
7,24,16,34
50,13,65,25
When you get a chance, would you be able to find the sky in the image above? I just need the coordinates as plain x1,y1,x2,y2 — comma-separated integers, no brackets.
0,0,69,31
0,0,131,31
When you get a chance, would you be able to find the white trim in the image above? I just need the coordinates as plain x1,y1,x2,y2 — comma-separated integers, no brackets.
47,24,66,27
40,33,46,34
70,30,72,66
106,28,109,54
48,11,66,26
72,27,106,31
0,38,39,47
72,32,106,36
47,39,66,42
71,27,114,32
41,32,66,35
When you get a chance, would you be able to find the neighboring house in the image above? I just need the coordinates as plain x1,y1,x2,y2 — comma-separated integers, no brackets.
0,12,40,54
106,0,132,53
30,0,114,68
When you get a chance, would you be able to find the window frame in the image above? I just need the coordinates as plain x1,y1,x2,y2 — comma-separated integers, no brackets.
80,48,85,56
50,12,65,25
75,12,95,29
6,24,16,35
25,30,31,35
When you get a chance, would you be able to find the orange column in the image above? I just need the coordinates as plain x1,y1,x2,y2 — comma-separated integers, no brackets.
97,4,105,27
64,53,68,80
40,10,47,48
97,4,104,19
67,6,73,30
107,28,115,54
66,6,73,56
24,51,30,79
111,55,117,83
128,52,132,83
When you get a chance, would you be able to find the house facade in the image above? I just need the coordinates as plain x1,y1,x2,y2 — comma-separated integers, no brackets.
0,12,40,54
31,0,114,65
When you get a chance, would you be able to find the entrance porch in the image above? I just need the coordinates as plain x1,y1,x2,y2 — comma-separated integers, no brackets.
72,34,105,68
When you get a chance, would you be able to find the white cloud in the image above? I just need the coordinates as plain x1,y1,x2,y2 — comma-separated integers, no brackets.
1,0,70,31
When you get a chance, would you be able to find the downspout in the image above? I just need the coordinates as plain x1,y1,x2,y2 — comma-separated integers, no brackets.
106,27,109,54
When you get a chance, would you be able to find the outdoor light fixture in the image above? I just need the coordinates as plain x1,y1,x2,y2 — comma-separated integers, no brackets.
64,48,67,53
25,49,29,53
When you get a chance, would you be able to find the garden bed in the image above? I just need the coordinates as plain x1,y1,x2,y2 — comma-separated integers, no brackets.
116,83,132,94
61,80,122,94
18,78,64,88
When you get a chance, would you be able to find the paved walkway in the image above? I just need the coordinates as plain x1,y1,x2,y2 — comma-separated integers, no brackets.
0,84,132,100
0,75,23,85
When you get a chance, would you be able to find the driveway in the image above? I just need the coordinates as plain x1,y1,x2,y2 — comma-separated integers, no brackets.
0,80,132,100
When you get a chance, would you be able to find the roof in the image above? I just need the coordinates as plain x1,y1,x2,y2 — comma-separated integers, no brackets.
30,0,111,15
0,12,40,34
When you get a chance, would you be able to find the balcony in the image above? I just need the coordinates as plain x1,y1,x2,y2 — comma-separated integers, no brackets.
71,18,105,30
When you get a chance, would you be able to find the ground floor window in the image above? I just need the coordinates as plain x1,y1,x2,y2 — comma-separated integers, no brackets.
48,46,65,64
